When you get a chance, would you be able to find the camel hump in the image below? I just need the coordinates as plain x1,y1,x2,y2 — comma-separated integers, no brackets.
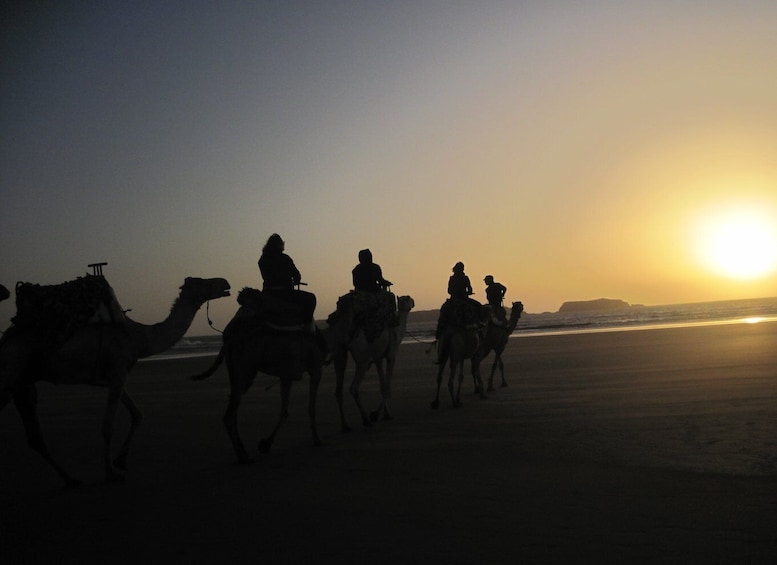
12,275,124,343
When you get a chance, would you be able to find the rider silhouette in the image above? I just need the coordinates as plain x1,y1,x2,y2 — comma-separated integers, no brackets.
352,249,392,292
258,234,316,325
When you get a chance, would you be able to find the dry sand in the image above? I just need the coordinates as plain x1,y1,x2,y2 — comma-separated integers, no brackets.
1,322,776,563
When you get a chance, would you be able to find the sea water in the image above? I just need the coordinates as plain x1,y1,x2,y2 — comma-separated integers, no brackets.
151,296,777,360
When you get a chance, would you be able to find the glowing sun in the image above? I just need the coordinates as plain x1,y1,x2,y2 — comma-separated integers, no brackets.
695,205,777,279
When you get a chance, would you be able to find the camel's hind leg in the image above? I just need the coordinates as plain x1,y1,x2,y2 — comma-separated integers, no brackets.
223,388,252,464
113,391,143,471
259,378,292,453
14,383,80,488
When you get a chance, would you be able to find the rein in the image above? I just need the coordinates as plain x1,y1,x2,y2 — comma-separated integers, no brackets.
206,301,223,333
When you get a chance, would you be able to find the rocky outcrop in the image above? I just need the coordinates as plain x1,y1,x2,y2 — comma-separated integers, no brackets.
558,298,631,313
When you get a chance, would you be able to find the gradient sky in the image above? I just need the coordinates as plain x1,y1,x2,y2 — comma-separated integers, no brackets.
3,1,777,336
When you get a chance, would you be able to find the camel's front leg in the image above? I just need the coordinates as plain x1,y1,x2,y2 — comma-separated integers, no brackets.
370,359,392,422
349,365,372,427
333,354,350,432
259,379,292,453
449,361,462,408
102,371,128,483
472,359,486,400
308,367,323,447
14,382,80,487
113,391,143,471
431,354,445,410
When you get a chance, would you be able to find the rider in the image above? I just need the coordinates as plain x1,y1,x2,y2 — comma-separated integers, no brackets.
351,248,396,328
435,262,481,339
352,248,392,292
484,274,508,325
258,233,316,326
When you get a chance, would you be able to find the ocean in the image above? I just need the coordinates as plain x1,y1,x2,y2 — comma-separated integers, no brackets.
150,296,777,360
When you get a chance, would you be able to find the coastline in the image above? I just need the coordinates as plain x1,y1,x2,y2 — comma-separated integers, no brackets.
2,321,776,562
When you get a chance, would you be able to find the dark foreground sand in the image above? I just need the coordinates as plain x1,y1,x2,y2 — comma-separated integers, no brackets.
1,322,776,563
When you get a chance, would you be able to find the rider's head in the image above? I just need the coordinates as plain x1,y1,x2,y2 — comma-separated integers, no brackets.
453,262,465,273
484,275,494,284
358,249,373,264
263,233,285,254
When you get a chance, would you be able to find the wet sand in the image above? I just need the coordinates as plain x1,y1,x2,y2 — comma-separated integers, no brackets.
1,322,776,563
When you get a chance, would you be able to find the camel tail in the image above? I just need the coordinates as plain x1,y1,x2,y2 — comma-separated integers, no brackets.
189,347,225,381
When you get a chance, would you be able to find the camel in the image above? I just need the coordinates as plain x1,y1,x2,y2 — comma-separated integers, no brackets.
480,301,523,391
326,294,414,431
0,284,9,302
0,276,230,486
189,291,327,464
430,321,484,409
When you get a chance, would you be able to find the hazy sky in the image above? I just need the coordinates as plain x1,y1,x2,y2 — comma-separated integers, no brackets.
3,1,777,336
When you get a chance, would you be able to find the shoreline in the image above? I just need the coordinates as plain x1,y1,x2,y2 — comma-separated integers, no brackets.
2,320,776,562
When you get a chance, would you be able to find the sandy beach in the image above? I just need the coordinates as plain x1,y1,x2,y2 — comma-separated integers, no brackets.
1,321,776,563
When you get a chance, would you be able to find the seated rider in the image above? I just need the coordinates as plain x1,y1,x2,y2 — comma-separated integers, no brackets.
351,248,396,327
435,262,481,339
258,233,316,327
484,275,508,325
352,249,392,292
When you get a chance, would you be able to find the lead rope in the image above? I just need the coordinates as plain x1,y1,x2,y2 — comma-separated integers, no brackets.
206,300,223,333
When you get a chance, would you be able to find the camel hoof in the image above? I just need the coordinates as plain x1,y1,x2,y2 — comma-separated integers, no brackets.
258,439,272,453
64,477,83,489
501,382,508,388
383,413,394,421
369,411,379,422
341,424,352,433
106,472,126,484
113,456,128,471
361,418,373,428
430,400,439,410
237,455,255,465
487,385,495,392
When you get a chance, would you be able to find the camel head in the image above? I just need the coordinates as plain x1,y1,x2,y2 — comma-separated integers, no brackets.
179,277,231,306
397,295,415,313
511,301,524,315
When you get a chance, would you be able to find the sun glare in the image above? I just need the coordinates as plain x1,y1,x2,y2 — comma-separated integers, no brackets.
694,204,777,280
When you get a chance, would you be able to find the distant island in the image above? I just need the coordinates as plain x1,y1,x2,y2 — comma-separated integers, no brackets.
558,298,634,313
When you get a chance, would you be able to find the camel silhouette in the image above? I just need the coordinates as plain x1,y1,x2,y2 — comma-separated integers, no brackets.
430,314,486,410
189,291,326,464
326,294,414,431
0,276,230,486
480,301,523,391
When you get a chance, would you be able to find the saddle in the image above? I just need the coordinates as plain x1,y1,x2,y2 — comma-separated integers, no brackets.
12,275,124,344
236,287,307,330
328,290,397,343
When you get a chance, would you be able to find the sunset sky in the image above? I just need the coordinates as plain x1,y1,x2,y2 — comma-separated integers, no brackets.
3,1,777,336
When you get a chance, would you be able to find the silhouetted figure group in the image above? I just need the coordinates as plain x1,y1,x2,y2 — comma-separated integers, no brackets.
435,262,509,339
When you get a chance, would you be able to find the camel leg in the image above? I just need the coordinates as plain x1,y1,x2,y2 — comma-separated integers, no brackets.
308,367,323,447
472,359,486,400
260,378,292,453
431,361,445,410
349,366,372,427
450,361,462,408
333,354,351,432
496,355,507,387
370,359,391,422
14,383,80,487
113,391,143,471
102,372,128,483
223,388,252,464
